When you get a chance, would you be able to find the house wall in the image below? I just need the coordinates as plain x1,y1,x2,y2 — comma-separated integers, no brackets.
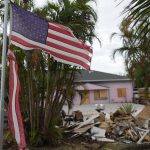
73,81,133,105
98,81,133,103
73,91,81,105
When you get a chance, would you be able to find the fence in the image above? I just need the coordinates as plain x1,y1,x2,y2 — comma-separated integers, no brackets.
133,88,150,104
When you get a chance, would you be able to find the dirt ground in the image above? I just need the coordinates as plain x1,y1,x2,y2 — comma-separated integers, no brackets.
4,136,150,150
46,137,150,150
26,142,150,150
6,143,150,150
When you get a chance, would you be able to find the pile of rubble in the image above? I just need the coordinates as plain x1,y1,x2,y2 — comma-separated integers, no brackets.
62,106,150,144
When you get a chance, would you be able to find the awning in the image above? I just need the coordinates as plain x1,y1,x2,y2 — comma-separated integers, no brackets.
75,83,108,90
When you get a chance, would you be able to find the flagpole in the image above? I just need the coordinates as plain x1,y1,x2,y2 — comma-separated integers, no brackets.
0,0,9,149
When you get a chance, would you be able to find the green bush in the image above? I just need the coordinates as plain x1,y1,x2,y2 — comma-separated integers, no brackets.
47,117,63,146
119,103,135,115
29,116,63,147
4,128,14,143
30,130,43,146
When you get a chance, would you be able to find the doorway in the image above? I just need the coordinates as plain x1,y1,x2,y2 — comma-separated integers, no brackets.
80,91,89,104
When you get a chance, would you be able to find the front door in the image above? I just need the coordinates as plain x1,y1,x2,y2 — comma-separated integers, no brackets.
81,91,89,104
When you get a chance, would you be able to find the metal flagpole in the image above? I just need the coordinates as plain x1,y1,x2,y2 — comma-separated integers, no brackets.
0,0,9,149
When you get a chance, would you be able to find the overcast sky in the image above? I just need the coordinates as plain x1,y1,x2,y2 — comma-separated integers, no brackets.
91,0,129,75
34,0,131,75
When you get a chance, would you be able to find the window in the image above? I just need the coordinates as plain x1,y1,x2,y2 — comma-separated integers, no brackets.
94,90,108,100
117,88,126,97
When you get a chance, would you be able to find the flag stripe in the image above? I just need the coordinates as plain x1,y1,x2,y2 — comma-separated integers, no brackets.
12,34,90,64
46,37,88,56
48,21,74,35
48,29,79,43
48,23,75,38
12,61,20,144
44,48,90,69
11,41,89,69
15,64,26,149
12,31,91,58
46,41,91,61
53,57,88,69
11,31,91,65
11,32,90,69
8,54,16,142
8,49,26,149
47,33,90,54
11,35,38,49
12,39,90,69
48,25,92,53
8,50,21,144
11,41,34,50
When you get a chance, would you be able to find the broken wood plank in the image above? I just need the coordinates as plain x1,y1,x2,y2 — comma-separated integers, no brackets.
73,122,101,135
136,106,150,120
74,124,92,134
96,137,115,142
137,130,150,144
114,116,133,121
136,127,149,132
74,114,99,130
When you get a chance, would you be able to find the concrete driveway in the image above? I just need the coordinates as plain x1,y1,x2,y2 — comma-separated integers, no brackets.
63,103,145,119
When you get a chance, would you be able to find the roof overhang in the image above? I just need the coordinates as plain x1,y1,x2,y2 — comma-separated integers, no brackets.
75,83,108,91
75,79,132,83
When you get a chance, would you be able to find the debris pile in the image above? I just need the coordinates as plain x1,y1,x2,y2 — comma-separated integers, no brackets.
62,105,150,144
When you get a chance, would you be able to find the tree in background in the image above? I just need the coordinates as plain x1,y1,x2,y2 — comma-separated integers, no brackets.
124,0,150,45
112,0,150,88
34,0,99,44
112,16,150,88
0,0,98,146
0,1,4,60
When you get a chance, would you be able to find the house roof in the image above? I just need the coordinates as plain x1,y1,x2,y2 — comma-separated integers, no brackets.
75,70,131,82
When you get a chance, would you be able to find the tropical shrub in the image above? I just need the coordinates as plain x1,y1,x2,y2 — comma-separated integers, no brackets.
119,103,135,115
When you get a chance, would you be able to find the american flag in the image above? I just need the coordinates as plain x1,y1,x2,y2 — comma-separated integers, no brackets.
9,3,92,148
10,3,92,69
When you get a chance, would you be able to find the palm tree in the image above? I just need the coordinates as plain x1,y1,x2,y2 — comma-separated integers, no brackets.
112,18,150,87
34,0,99,44
123,0,150,44
32,0,99,145
124,0,150,24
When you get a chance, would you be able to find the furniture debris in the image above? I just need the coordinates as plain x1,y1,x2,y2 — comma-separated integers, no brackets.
62,106,150,144
73,110,83,122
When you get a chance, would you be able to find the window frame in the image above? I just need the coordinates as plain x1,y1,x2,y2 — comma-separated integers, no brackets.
94,89,108,100
117,88,126,98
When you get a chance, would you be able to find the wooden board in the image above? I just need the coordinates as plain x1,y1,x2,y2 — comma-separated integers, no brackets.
137,106,150,120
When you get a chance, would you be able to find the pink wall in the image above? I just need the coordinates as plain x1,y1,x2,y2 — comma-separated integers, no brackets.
73,81,133,105
100,81,133,103
73,91,81,105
